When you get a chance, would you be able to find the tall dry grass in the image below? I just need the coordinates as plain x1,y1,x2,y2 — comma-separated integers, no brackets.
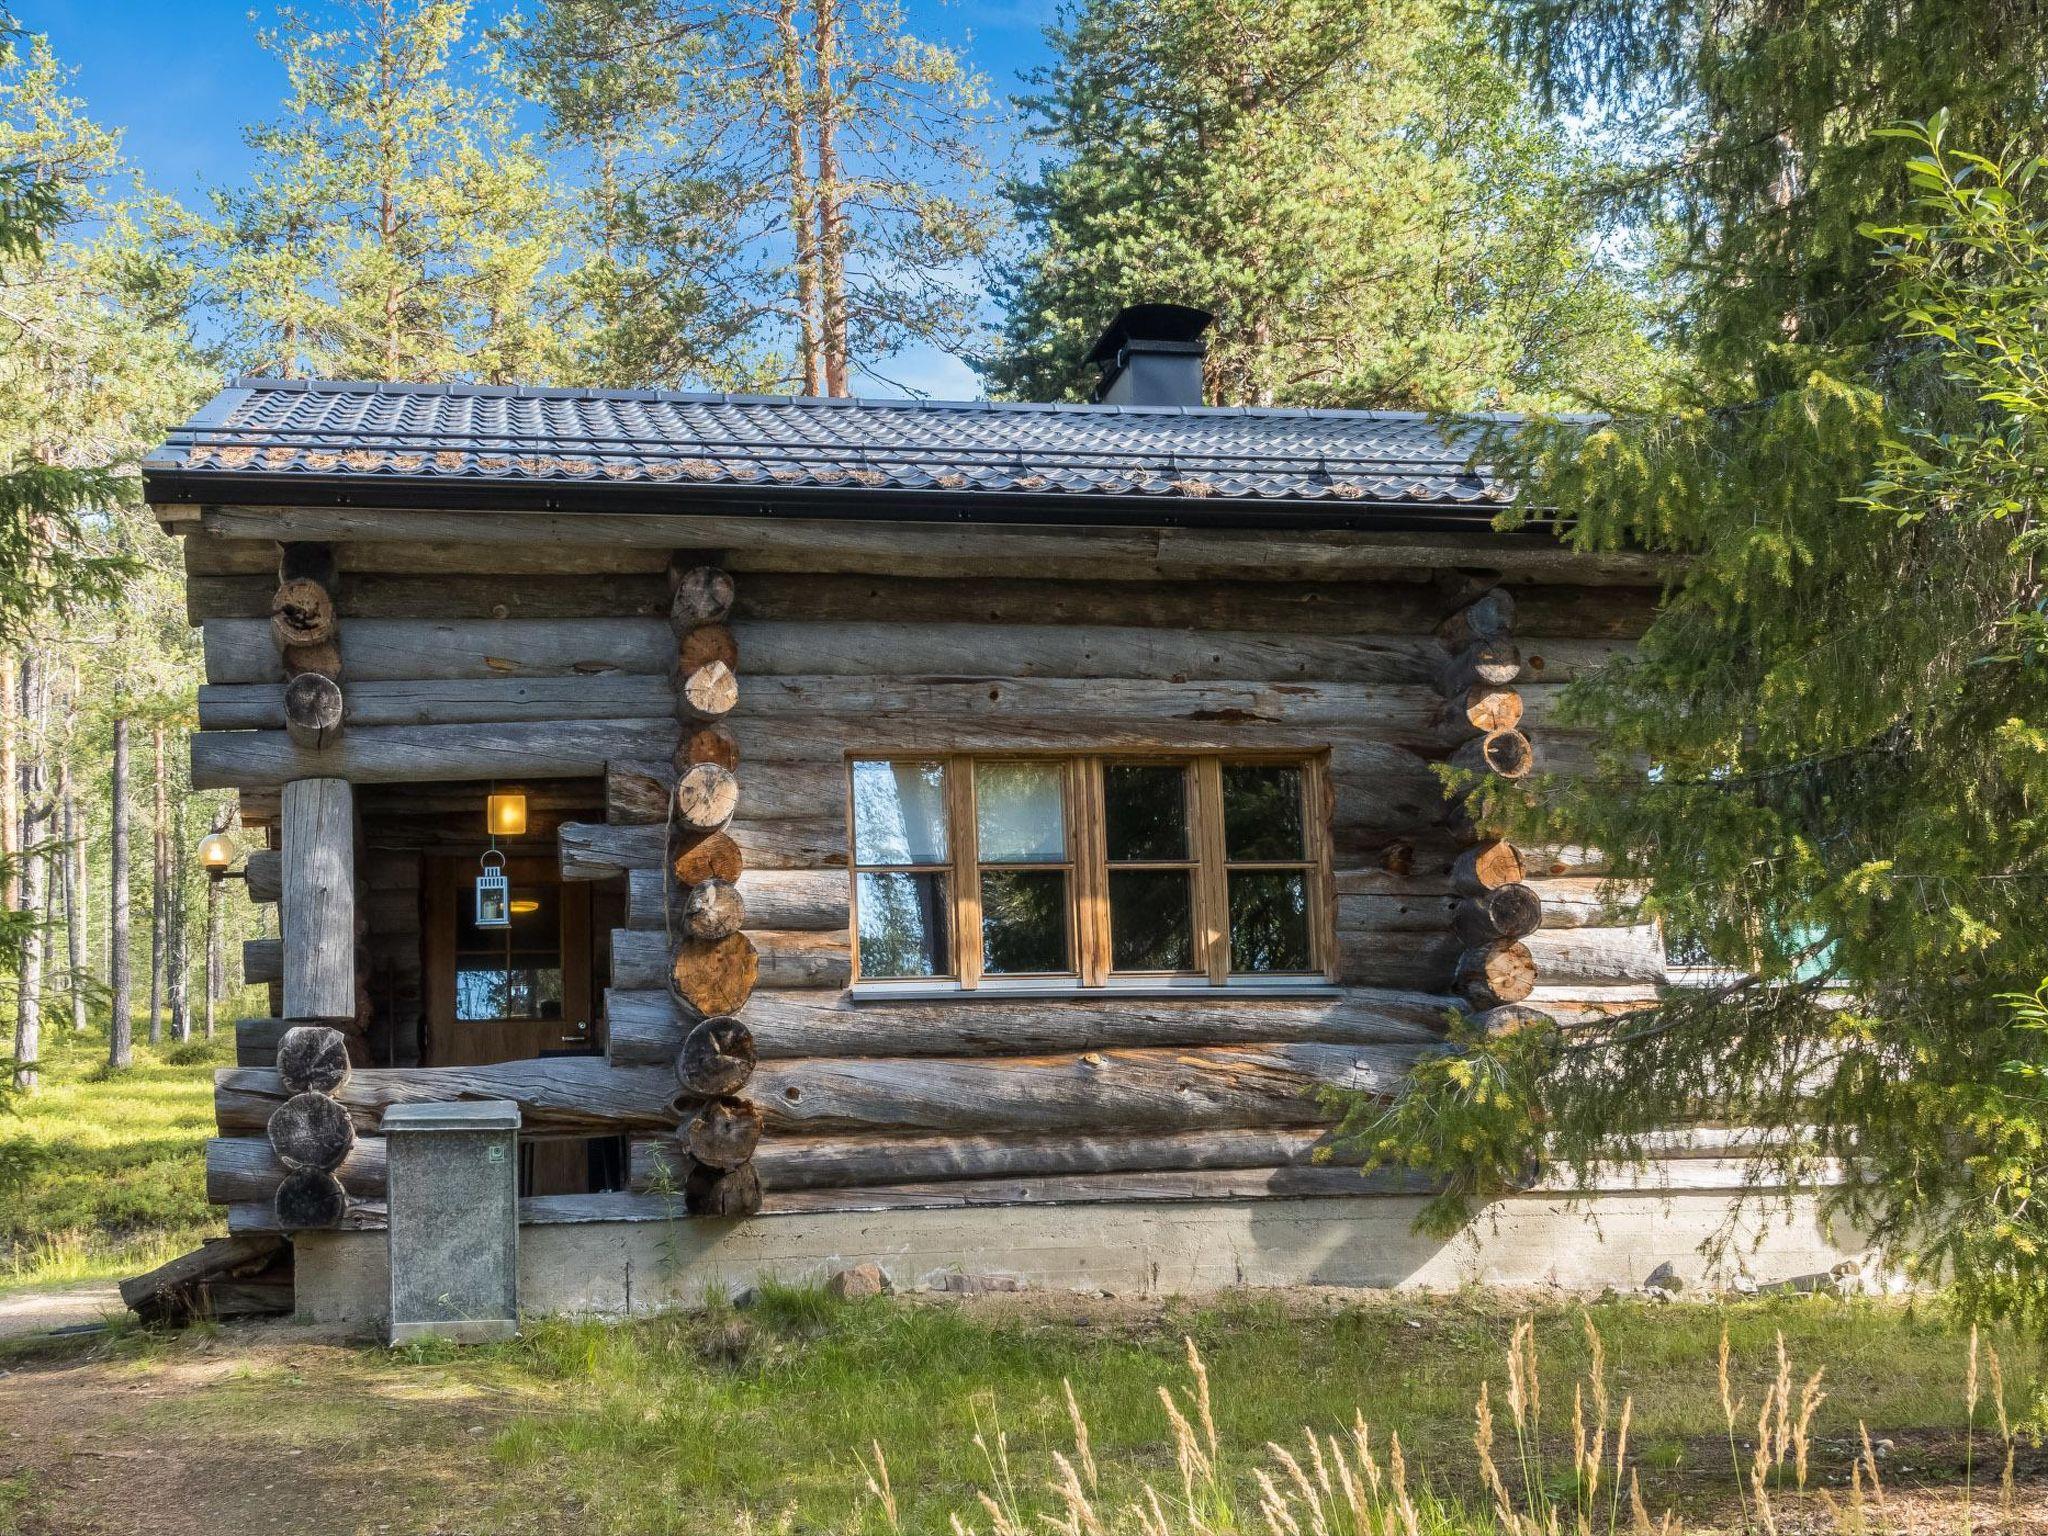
856,1314,2027,1536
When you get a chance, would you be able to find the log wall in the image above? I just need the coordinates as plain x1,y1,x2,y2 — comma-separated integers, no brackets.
185,513,1667,1229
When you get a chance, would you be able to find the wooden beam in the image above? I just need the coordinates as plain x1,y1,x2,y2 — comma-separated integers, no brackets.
604,985,1452,1067
186,571,671,624
198,675,675,730
612,926,849,991
202,616,672,684
190,719,675,789
281,778,355,1023
624,867,846,932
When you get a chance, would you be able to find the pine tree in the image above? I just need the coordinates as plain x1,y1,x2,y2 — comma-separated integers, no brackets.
1342,2,2048,1320
989,0,1656,409
512,0,997,393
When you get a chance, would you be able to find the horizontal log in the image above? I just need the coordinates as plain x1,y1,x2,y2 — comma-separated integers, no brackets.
188,571,669,625
203,617,672,684
191,719,675,790
198,506,1675,586
757,1166,1424,1210
198,675,675,730
215,1058,682,1136
733,573,1660,639
206,1135,389,1203
182,531,673,578
283,672,344,750
626,867,846,931
561,818,844,880
244,850,281,904
604,985,1453,1067
747,1042,1422,1134
732,1126,1348,1192
1525,924,1666,985
243,938,281,986
1527,877,1638,929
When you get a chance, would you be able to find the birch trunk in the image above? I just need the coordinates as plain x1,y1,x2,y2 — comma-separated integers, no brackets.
0,652,16,912
108,717,132,1069
59,769,85,1032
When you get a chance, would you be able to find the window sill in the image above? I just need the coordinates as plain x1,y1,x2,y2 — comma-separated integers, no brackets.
848,979,1344,1004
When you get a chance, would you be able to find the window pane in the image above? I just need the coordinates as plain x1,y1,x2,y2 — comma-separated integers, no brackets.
1109,869,1195,971
456,967,564,1021
1229,871,1311,972
1104,764,1189,862
852,760,949,866
1223,765,1305,860
980,869,1070,973
856,871,951,978
975,761,1066,863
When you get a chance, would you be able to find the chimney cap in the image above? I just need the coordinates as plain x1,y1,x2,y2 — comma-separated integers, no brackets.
1085,303,1213,365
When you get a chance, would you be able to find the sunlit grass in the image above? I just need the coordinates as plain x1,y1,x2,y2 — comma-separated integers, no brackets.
0,1016,244,1289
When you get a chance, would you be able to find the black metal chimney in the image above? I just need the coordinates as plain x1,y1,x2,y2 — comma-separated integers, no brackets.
1087,303,1212,407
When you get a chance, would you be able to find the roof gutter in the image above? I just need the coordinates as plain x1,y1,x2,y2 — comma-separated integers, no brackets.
141,467,1544,538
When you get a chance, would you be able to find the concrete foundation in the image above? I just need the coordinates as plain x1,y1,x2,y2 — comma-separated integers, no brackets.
293,1188,1869,1331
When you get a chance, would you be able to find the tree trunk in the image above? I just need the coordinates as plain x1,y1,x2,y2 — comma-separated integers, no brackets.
59,768,86,1031
108,717,132,1070
776,0,823,396
169,792,191,1042
12,653,46,1090
812,0,849,396
0,652,17,913
150,723,166,1045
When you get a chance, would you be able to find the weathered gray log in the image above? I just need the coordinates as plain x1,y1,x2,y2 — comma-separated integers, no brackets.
197,505,1677,586
676,660,738,722
206,1134,387,1203
273,1168,348,1229
1524,924,1667,985
614,756,845,825
243,937,282,985
276,1024,352,1095
607,760,673,825
675,762,739,831
281,778,355,1022
1526,877,1636,929
756,1167,1426,1211
1454,940,1537,1009
1451,729,1535,782
681,878,745,940
270,577,337,652
192,718,675,790
739,1126,1344,1192
1439,587,1516,650
216,1059,682,1136
187,569,669,623
683,1159,762,1217
283,671,345,750
627,867,844,932
1440,641,1522,692
669,565,734,633
1452,885,1544,946
236,1016,285,1066
616,927,844,991
283,640,342,682
244,849,281,904
677,1016,756,1096
203,616,672,685
1451,840,1525,895
609,985,1453,1067
684,1097,762,1169
1470,1004,1554,1036
747,1042,1419,1135
200,674,675,730
180,528,670,577
267,1090,357,1172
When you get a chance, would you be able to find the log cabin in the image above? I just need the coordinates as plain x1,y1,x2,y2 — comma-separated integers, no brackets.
141,305,1864,1325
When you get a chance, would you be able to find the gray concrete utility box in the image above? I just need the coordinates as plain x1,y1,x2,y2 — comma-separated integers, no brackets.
382,1100,520,1344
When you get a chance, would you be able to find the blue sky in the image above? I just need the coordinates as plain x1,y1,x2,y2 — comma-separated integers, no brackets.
24,0,1064,398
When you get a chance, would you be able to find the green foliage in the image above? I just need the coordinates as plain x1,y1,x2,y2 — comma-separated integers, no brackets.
987,0,1660,410
1343,121,2048,1323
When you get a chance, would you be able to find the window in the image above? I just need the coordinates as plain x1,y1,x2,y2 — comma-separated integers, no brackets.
848,754,1330,989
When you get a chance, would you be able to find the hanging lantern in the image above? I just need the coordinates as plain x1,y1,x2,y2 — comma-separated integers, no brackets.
475,850,511,928
486,792,528,837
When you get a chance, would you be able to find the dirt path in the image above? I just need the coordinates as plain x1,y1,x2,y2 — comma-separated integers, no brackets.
0,1288,124,1342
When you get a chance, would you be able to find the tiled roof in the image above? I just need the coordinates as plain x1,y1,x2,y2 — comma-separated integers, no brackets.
143,378,1520,510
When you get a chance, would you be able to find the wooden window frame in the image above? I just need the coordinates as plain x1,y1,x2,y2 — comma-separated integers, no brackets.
848,751,1334,993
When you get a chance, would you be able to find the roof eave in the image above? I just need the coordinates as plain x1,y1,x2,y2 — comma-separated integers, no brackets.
141,466,1537,537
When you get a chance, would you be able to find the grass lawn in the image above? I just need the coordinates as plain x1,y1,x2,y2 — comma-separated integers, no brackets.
0,1022,231,1290
0,1289,2029,1535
